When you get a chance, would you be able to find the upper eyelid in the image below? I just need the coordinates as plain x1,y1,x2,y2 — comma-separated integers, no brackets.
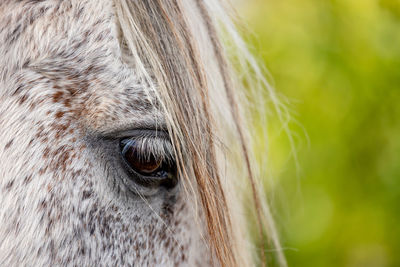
97,120,168,138
102,128,170,140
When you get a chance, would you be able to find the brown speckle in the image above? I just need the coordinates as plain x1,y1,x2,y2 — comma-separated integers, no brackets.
4,179,15,191
4,139,14,150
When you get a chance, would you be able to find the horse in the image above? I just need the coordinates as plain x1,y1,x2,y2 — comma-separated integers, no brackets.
0,0,287,266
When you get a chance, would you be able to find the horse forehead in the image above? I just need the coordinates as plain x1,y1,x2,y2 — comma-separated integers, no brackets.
2,0,162,131
3,0,117,56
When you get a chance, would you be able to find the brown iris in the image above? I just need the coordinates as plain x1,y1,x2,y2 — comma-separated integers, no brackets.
125,151,162,175
119,138,174,180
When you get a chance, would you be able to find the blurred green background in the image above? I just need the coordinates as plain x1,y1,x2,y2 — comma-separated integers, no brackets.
240,0,400,266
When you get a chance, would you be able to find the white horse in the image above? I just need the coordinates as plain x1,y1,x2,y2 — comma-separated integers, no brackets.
0,0,286,266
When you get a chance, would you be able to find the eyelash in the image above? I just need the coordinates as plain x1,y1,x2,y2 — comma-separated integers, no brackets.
120,135,174,163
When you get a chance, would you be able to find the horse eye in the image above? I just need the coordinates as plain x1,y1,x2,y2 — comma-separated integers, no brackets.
121,139,162,175
119,138,177,188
